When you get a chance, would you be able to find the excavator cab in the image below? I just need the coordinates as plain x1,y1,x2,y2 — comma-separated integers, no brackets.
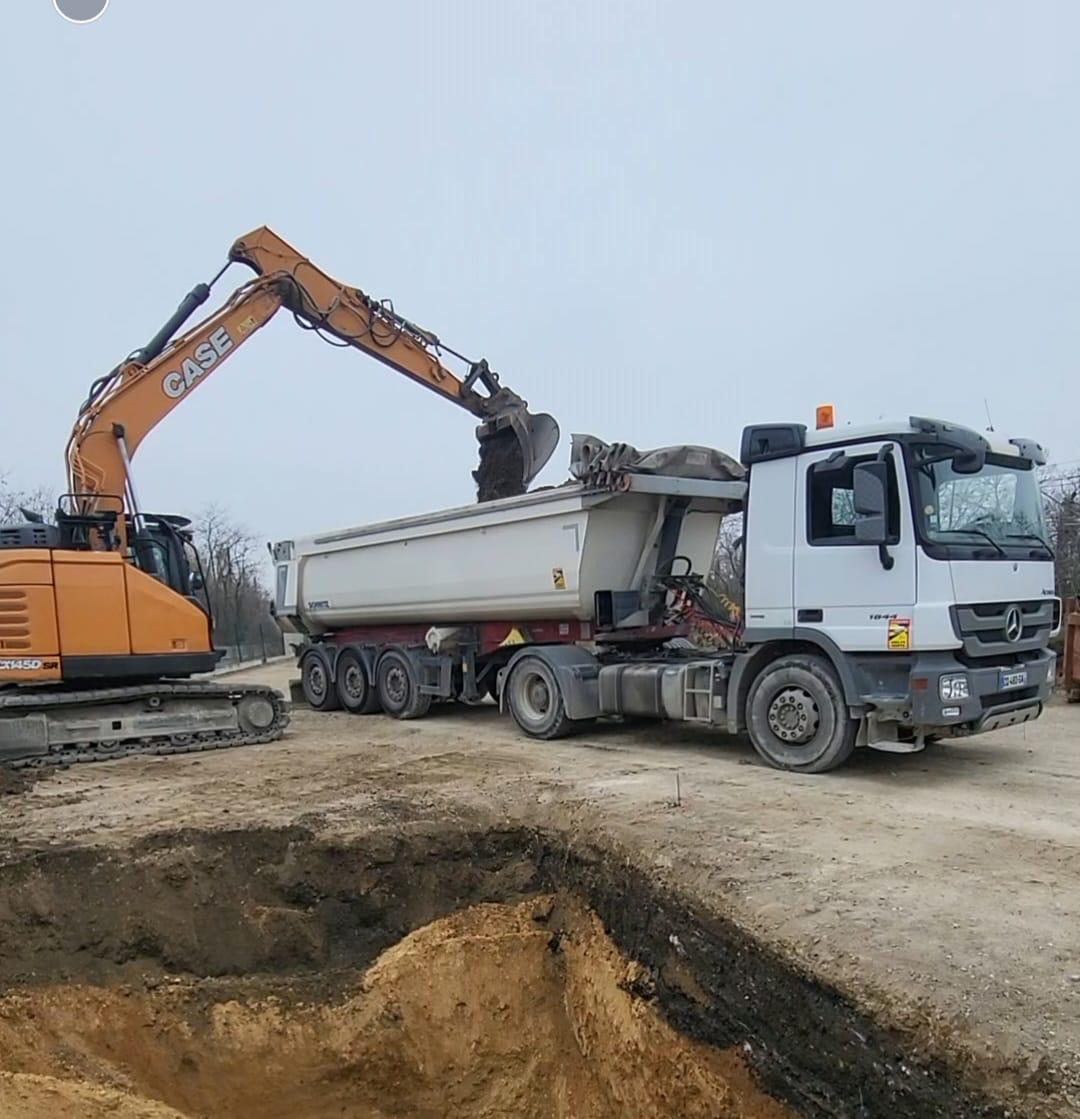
126,514,205,602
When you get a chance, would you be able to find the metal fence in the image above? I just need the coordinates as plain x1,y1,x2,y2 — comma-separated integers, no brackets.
214,637,286,671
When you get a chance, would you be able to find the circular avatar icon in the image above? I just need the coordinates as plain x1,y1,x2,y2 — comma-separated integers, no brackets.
54,0,109,23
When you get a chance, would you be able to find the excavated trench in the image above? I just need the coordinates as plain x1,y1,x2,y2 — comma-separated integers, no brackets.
0,826,1007,1119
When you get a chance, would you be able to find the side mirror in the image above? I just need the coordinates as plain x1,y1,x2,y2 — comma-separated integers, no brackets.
951,448,985,474
853,461,890,545
189,572,205,593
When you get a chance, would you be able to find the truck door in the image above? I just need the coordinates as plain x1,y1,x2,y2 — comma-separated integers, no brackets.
793,443,916,652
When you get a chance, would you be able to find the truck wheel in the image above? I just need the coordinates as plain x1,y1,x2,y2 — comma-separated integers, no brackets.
506,656,574,739
336,650,381,714
746,654,857,773
300,651,340,712
376,649,432,720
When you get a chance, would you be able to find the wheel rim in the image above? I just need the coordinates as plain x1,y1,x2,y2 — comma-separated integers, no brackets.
342,663,365,701
307,662,327,700
383,663,409,707
517,669,553,723
766,686,819,745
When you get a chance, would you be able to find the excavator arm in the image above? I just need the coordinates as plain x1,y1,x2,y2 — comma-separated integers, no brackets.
67,227,558,539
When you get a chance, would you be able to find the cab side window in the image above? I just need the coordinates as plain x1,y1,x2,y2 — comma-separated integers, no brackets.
807,454,900,545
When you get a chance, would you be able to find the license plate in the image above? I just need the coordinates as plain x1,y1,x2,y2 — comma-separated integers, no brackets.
998,669,1028,690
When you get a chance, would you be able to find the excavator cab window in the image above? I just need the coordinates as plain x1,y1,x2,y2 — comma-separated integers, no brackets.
131,531,171,583
129,515,202,603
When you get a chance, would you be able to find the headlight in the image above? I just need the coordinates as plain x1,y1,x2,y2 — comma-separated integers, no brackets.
939,674,970,701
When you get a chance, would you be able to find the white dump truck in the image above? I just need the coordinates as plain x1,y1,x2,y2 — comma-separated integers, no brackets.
272,416,1058,773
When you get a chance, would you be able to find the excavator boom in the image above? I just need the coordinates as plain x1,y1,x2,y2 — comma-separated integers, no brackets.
69,227,558,529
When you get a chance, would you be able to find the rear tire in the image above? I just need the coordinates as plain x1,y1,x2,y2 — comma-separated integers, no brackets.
300,651,340,712
375,649,432,720
746,654,856,773
336,650,381,714
506,656,574,739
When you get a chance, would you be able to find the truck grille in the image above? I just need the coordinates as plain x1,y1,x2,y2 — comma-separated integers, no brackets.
950,600,1055,659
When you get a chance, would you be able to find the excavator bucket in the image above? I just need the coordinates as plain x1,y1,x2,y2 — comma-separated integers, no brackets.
474,407,560,502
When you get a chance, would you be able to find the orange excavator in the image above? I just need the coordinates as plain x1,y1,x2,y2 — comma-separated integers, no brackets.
0,228,559,765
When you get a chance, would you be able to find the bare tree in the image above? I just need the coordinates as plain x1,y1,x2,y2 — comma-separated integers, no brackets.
708,513,745,611
192,505,283,662
1041,467,1080,600
0,473,55,525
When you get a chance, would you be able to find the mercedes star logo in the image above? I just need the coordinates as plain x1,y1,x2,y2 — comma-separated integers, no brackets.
1003,604,1023,644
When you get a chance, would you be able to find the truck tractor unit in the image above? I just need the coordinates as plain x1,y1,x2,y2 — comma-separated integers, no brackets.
275,416,1058,773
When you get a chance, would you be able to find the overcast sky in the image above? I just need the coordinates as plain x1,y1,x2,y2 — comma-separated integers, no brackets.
2,2,1078,543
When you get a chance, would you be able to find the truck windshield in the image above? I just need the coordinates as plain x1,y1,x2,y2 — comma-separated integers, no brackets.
904,440,1047,555
908,448,1050,558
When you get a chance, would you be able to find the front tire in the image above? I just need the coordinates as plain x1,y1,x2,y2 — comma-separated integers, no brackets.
300,651,340,712
375,649,432,720
336,650,381,714
506,656,575,739
746,654,856,773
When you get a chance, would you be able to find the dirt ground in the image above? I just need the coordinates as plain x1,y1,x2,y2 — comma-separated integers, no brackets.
0,896,794,1119
0,659,1077,1116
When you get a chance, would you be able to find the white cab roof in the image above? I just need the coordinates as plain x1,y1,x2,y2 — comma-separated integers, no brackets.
804,418,1034,460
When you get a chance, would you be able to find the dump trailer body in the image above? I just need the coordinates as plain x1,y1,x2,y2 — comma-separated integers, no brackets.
275,483,727,633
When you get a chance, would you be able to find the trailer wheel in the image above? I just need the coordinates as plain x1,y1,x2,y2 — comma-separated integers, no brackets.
746,654,857,773
506,656,574,739
336,650,381,714
300,651,340,712
376,649,432,720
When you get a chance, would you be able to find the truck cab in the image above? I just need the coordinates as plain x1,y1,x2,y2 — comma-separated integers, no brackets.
738,415,1058,758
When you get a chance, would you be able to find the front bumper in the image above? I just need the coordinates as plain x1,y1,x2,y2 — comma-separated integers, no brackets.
908,648,1056,734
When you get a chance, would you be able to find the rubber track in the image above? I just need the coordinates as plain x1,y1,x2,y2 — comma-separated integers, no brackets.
0,683,290,769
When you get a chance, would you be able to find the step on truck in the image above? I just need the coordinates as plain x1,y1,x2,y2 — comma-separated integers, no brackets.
272,415,1059,773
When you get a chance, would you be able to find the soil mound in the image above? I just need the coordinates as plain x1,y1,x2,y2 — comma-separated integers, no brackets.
0,896,791,1119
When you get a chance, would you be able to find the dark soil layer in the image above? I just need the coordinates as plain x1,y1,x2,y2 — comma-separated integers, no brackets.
0,824,1010,1118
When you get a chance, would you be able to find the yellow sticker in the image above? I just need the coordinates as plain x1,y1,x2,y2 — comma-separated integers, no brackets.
499,627,528,647
887,618,911,649
236,315,260,335
552,567,566,589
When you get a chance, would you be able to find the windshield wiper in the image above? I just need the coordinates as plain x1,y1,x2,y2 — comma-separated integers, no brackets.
936,528,1007,557
1006,531,1055,557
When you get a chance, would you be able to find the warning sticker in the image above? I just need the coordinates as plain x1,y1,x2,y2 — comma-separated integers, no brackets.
552,567,566,589
887,618,912,650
